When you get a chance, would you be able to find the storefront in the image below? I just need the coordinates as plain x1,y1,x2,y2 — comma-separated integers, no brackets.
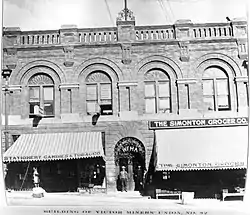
4,132,106,193
148,117,248,198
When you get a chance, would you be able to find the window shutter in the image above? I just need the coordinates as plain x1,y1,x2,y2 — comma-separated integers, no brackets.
100,83,111,101
43,87,54,101
87,84,97,100
29,87,40,101
145,83,155,97
216,79,228,96
202,80,214,96
158,81,170,97
145,98,156,113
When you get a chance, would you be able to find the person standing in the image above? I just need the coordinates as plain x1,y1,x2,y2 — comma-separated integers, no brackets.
33,167,39,188
119,166,128,192
134,165,143,191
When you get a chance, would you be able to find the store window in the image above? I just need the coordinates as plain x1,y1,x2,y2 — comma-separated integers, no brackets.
28,73,54,117
86,71,112,115
144,69,171,113
202,67,230,111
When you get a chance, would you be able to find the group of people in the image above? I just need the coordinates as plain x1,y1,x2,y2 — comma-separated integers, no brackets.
118,165,143,192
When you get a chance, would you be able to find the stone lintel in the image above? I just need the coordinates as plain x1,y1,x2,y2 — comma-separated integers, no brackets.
176,79,197,84
59,83,79,89
235,76,248,83
117,81,138,87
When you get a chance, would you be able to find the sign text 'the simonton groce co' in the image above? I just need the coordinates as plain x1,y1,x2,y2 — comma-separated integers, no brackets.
149,117,248,129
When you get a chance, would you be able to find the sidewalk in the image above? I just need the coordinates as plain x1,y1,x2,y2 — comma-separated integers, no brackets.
5,190,248,209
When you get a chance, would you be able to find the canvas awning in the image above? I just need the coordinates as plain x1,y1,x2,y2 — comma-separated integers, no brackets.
155,126,248,171
3,132,104,162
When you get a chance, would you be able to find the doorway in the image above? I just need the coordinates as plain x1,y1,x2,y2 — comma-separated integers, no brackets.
114,137,145,191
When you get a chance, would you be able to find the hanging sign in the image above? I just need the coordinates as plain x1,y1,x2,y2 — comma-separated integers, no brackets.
149,117,248,129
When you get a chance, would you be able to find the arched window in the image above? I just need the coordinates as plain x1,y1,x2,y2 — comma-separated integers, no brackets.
202,67,230,111
28,73,54,117
86,71,112,115
144,69,171,113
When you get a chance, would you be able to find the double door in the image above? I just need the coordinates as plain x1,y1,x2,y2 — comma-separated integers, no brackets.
118,157,144,191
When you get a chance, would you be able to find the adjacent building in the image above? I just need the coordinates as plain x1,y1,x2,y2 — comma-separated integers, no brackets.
1,7,248,198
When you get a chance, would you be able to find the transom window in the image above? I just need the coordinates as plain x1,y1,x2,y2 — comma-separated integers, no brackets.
202,67,230,111
28,73,54,117
86,71,112,115
144,69,171,114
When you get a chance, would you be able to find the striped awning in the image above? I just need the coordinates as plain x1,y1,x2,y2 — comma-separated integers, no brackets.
155,126,248,171
3,132,104,162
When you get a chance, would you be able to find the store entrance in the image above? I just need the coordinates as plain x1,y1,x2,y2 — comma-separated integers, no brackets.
115,137,145,191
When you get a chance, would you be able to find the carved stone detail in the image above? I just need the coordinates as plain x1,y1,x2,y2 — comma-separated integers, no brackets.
63,46,74,67
179,41,190,62
121,44,132,64
117,9,135,22
236,39,247,60
3,48,17,69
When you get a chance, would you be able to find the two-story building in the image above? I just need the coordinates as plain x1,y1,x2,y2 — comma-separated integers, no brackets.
1,7,248,198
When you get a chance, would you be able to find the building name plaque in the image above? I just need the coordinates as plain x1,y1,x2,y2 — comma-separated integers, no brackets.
149,117,248,129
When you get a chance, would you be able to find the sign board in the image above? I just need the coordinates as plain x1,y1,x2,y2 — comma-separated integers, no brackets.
149,117,248,130
157,161,246,171
3,151,101,162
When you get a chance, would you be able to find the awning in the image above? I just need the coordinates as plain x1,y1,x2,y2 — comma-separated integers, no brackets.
155,126,248,171
3,132,104,162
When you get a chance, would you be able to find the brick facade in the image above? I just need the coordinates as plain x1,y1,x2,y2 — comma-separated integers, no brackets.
2,14,248,192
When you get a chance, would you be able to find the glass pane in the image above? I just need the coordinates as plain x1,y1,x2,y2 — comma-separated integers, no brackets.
43,87,54,101
145,83,155,97
217,79,228,95
202,80,214,95
100,84,111,100
29,87,39,101
218,96,229,109
87,102,97,113
145,98,156,113
158,82,170,97
203,96,215,111
44,102,54,115
159,98,170,110
87,85,97,100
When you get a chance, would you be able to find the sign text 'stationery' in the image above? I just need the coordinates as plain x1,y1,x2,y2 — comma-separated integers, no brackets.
149,117,248,129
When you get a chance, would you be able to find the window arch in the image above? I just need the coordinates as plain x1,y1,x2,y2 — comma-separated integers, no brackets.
202,67,230,111
28,73,54,117
86,71,112,115
144,69,171,113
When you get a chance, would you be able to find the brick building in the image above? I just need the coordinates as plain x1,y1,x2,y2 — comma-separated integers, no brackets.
1,8,249,198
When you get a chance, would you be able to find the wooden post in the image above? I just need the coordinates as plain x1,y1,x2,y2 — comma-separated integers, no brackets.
0,0,7,204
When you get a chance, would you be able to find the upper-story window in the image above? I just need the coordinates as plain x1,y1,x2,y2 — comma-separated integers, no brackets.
144,69,171,114
28,73,54,117
86,71,112,115
202,67,230,111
